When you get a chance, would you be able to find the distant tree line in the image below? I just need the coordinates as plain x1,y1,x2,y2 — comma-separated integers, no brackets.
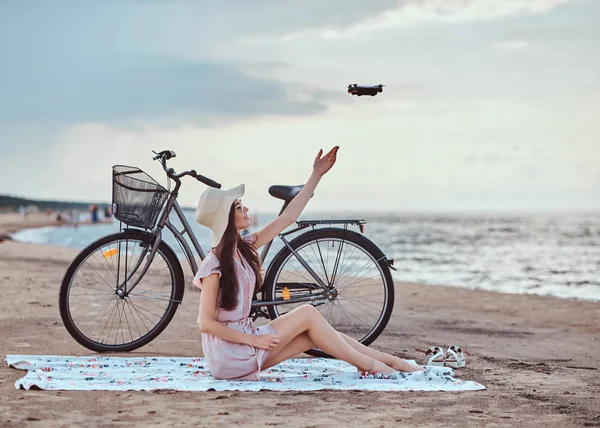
0,195,110,213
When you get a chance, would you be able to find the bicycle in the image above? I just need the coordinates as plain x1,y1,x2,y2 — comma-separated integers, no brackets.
59,150,398,357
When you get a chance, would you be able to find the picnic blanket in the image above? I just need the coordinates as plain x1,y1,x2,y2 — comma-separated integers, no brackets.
5,355,486,392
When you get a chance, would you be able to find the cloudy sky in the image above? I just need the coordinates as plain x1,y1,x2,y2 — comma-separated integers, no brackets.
1,0,599,213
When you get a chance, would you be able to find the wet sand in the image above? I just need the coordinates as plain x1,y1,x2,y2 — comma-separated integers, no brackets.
0,214,599,427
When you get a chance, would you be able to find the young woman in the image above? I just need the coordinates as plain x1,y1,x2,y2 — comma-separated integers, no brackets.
193,146,423,381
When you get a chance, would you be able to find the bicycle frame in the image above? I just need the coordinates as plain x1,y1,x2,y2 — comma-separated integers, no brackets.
120,186,367,311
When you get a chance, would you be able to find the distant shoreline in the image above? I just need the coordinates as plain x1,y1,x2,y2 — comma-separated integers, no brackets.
0,194,198,214
0,212,108,241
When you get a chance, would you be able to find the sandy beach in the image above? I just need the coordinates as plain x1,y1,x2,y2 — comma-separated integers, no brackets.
0,214,599,427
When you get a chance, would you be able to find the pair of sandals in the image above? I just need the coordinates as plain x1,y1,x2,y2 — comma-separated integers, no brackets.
425,346,466,368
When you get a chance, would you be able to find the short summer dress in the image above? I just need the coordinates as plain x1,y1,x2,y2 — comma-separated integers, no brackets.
192,234,278,381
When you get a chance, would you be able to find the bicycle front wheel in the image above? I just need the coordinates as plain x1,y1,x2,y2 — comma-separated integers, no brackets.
59,230,184,352
263,228,395,358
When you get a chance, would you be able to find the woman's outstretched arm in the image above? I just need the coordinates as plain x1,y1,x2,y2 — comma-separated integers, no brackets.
253,146,339,249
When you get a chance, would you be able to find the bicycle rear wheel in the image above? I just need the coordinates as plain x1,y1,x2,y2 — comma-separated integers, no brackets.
59,230,184,352
263,228,394,358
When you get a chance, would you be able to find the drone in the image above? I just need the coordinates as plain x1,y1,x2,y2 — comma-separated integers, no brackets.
348,84,385,97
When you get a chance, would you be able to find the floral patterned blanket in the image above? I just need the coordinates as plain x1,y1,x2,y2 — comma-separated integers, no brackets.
5,355,485,392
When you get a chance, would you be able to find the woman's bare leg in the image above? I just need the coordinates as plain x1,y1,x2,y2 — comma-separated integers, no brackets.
260,313,422,372
262,332,313,370
267,304,395,374
337,332,423,372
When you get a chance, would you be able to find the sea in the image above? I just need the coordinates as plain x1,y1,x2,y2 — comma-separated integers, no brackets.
12,210,600,302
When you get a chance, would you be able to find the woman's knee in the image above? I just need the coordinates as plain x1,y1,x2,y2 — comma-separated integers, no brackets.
297,304,323,324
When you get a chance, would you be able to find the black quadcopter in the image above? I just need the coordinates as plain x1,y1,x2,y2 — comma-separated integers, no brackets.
348,84,385,96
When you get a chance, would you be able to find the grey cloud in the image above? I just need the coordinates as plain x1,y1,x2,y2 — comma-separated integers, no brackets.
231,0,400,33
111,0,401,34
243,0,578,41
0,0,401,47
0,53,332,123
1,0,360,124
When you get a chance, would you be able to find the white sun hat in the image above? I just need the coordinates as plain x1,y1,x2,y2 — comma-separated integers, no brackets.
195,183,245,248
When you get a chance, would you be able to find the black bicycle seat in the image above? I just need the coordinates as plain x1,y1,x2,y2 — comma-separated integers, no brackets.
268,185,304,202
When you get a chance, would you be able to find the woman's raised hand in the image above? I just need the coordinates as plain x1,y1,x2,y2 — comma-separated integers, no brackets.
313,146,339,177
252,333,281,350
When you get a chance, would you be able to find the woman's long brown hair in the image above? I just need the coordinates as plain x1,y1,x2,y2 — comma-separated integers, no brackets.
214,204,263,312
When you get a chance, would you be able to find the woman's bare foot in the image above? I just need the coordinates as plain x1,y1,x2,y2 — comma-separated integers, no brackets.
369,358,396,374
390,357,425,373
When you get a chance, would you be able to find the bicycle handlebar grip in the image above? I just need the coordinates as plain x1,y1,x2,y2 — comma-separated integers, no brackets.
198,174,221,189
168,150,176,159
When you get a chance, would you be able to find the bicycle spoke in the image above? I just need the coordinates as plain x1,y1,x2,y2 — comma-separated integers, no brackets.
124,299,144,340
310,241,329,284
68,292,114,297
125,299,152,333
337,270,381,288
81,258,117,293
334,257,377,288
120,297,134,343
99,244,118,285
285,258,318,288
339,295,384,314
335,299,379,327
333,245,361,281
325,298,335,324
71,295,116,323
332,299,360,340
89,252,114,286
125,298,165,321
126,300,162,331
330,239,345,286
116,299,126,345
80,298,119,339
336,294,382,321
311,237,330,285
99,300,121,344
128,293,172,309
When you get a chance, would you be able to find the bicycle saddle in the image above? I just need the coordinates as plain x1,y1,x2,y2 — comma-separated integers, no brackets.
268,185,304,202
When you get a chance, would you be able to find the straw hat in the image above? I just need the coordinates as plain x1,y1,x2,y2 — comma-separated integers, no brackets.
195,183,245,248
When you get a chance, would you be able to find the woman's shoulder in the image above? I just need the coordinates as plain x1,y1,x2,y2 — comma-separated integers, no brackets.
192,251,221,289
200,251,220,269
242,233,257,245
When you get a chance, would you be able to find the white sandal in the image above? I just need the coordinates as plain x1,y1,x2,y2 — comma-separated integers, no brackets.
445,346,466,368
425,346,445,366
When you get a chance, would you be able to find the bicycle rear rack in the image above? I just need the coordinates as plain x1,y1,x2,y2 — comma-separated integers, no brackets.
295,219,366,233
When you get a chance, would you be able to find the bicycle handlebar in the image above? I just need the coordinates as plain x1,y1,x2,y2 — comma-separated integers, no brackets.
152,149,222,189
187,170,222,189
152,150,176,161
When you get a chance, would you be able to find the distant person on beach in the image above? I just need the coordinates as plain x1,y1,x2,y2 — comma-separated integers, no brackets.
90,204,99,224
103,206,112,222
193,146,424,381
70,210,79,228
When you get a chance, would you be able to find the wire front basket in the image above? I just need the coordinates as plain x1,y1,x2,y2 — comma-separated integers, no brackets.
112,165,169,230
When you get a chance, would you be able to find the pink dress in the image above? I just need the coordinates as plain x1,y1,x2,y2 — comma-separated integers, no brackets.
192,234,277,381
